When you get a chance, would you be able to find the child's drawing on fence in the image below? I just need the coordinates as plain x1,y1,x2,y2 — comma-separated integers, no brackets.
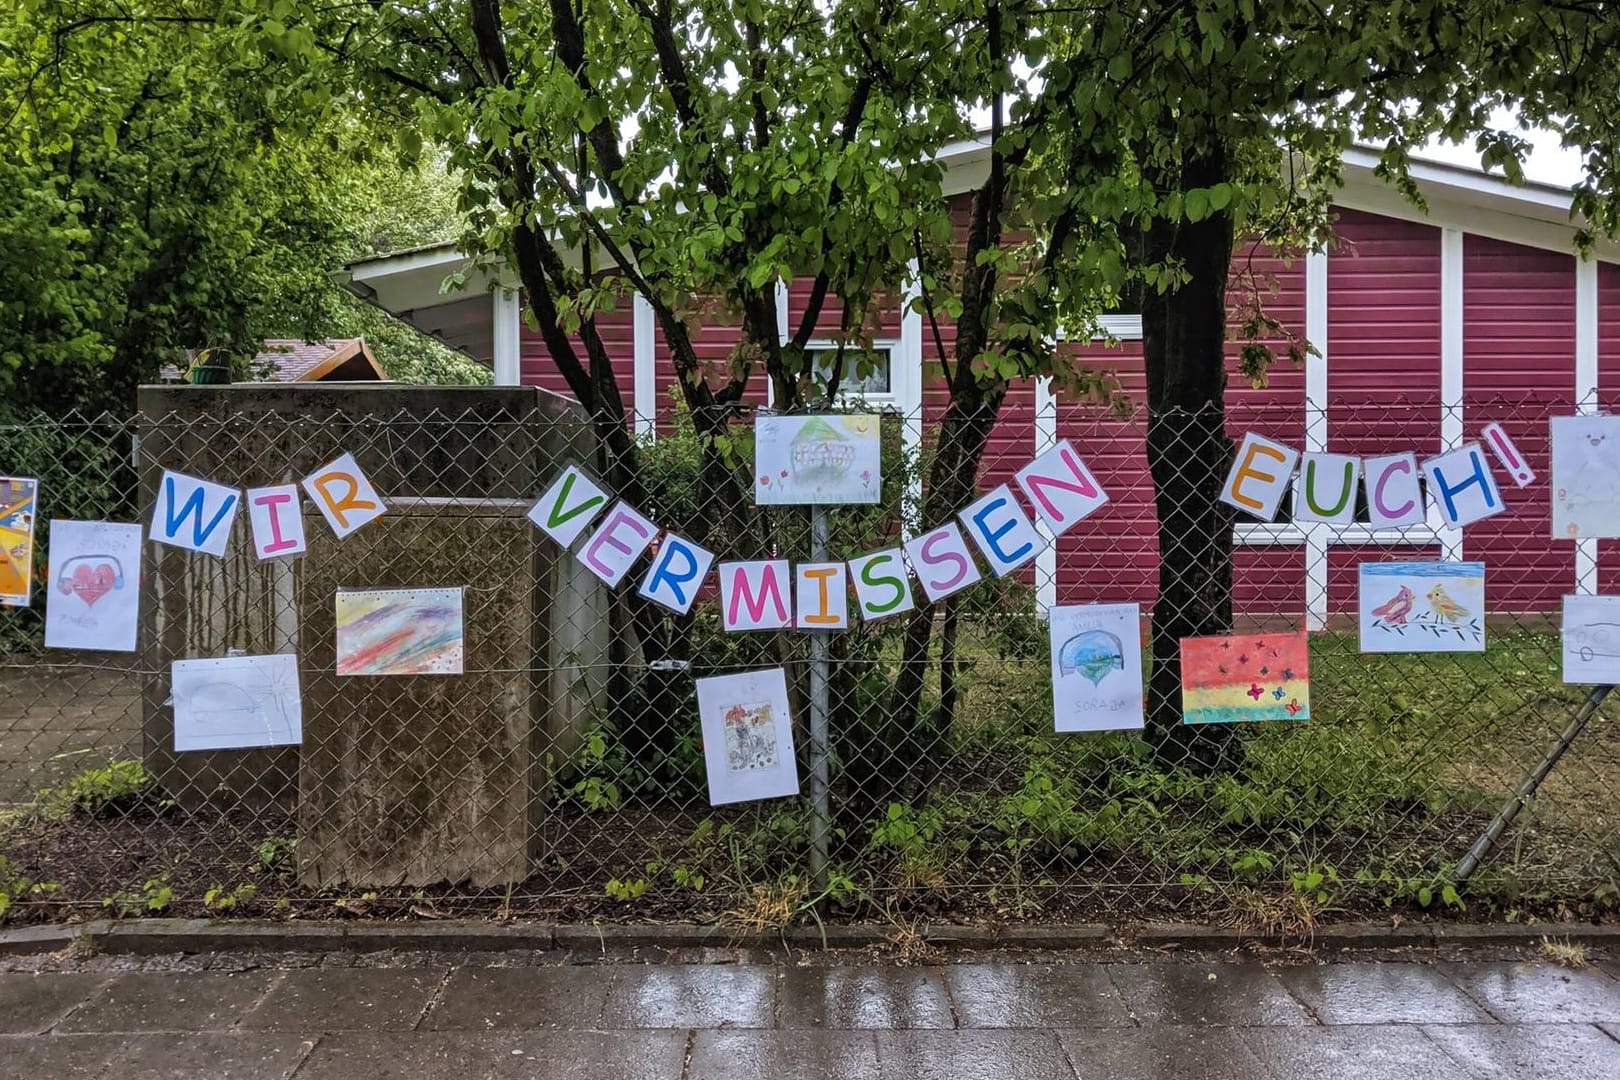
1551,416,1620,539
696,668,800,805
0,478,38,606
1048,602,1145,732
1180,631,1310,724
172,654,302,752
1359,561,1486,653
42,520,142,652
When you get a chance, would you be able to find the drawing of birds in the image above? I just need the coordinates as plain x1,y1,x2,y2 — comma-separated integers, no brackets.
1426,583,1471,623
1370,586,1416,625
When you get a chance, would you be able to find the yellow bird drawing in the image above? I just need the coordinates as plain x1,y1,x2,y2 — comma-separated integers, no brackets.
1426,583,1471,623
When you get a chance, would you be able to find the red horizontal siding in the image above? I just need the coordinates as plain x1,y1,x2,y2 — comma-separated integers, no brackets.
518,287,636,414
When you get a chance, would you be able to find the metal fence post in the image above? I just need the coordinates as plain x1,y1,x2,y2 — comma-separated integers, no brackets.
807,504,831,893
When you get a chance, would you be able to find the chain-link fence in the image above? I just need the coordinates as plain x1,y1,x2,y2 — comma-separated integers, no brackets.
1,386,1616,929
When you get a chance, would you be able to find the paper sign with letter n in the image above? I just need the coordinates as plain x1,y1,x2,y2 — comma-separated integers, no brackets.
961,484,1046,576
1014,439,1108,536
1220,433,1299,522
719,560,793,631
246,485,307,560
151,470,241,557
1421,443,1504,528
577,502,658,588
528,465,610,548
302,452,386,539
903,521,983,603
848,548,915,622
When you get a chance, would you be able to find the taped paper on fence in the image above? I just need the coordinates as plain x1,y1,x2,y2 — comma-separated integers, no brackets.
172,654,302,752
529,464,610,548
1363,453,1427,529
795,562,849,629
335,587,464,676
43,520,142,653
303,452,385,539
1420,443,1504,529
0,477,38,606
1551,416,1620,538
961,484,1045,576
903,521,982,603
848,548,915,622
754,414,881,505
1014,439,1108,536
1561,594,1620,684
718,560,793,631
1358,560,1485,653
246,485,307,560
1482,422,1536,488
1180,631,1310,724
695,667,801,806
1292,453,1361,526
576,502,658,588
1049,602,1145,733
1220,433,1299,522
150,469,241,557
638,533,715,615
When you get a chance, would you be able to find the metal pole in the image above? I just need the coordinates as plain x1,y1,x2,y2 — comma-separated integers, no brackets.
807,504,831,892
1455,684,1611,883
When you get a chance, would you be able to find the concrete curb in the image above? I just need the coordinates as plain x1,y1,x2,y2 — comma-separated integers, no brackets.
1,917,1615,958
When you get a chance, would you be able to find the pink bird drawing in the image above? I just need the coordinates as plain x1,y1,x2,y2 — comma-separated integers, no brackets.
1370,585,1416,625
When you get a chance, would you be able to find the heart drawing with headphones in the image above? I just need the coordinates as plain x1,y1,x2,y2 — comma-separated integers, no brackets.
66,562,118,608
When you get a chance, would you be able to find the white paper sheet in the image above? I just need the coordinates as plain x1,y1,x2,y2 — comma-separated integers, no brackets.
44,520,143,652
1049,603,1145,732
172,654,303,751
696,668,801,805
1561,595,1620,684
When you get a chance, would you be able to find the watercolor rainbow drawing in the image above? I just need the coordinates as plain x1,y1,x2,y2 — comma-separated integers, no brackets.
1180,631,1310,724
335,587,464,676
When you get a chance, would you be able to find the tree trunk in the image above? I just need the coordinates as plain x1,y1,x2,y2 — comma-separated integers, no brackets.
1140,139,1245,773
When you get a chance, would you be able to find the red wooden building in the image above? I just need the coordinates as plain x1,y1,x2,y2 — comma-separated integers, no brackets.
340,143,1620,621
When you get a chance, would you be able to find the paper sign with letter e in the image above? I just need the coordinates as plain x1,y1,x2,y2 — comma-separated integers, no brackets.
0,477,38,607
638,533,715,615
1363,453,1427,529
302,453,385,539
1049,602,1145,733
961,484,1046,576
795,563,849,630
172,654,302,752
696,667,801,806
1220,433,1299,522
1359,560,1485,653
1014,439,1108,536
1181,631,1310,724
576,502,658,588
44,519,143,653
150,470,240,557
1421,443,1504,528
848,548,915,622
1482,422,1536,488
529,465,610,548
754,414,881,505
245,485,307,560
1561,594,1620,684
904,521,983,602
718,560,794,631
1551,416,1620,539
1292,453,1361,525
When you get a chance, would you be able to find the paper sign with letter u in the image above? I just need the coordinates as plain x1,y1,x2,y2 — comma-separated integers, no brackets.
150,470,241,557
303,452,386,539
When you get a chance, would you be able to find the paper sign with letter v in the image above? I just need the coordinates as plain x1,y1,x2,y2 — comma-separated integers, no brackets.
150,470,241,557
303,452,386,539
529,464,610,548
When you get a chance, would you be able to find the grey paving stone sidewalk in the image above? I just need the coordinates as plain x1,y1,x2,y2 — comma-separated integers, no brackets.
3,954,1620,1078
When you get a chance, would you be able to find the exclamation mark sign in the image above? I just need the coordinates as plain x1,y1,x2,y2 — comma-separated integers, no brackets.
1482,422,1536,487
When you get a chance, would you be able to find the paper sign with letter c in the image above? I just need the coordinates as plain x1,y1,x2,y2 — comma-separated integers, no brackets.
302,453,386,539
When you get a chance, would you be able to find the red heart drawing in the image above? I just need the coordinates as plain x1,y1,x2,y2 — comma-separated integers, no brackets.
70,563,116,608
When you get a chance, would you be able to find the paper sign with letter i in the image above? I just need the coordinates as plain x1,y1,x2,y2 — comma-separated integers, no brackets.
303,452,386,539
151,470,241,557
246,485,307,560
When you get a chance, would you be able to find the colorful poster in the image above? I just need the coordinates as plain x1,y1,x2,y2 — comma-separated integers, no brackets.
1358,560,1486,653
43,520,143,652
754,414,881,505
1048,602,1145,732
335,587,464,676
1181,631,1310,724
172,654,302,752
695,668,801,805
0,478,38,606
1551,416,1620,539
1560,595,1620,684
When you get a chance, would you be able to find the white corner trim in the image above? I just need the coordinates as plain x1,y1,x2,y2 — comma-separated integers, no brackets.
900,258,926,539
775,280,790,345
1576,257,1600,592
1302,247,1330,628
1033,376,1058,617
491,287,521,387
1437,228,1465,559
633,291,656,439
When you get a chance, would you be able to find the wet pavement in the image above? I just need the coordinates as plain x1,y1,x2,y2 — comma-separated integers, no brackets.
3,946,1620,1077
